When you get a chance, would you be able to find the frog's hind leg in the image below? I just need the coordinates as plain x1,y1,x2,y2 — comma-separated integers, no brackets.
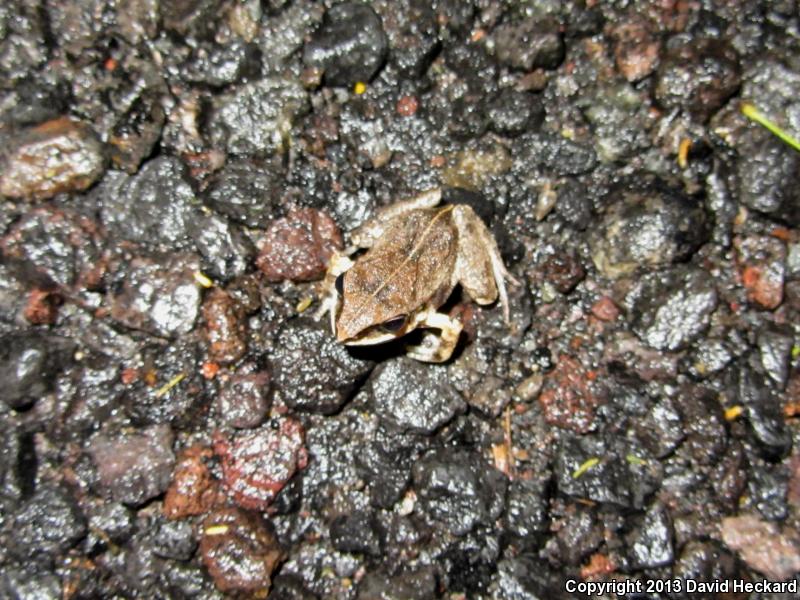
452,205,517,323
405,310,463,363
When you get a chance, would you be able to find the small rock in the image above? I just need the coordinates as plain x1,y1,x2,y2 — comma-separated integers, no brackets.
487,89,545,137
590,296,619,321
505,477,549,540
213,417,308,511
735,235,786,310
23,288,61,324
757,325,793,388
0,332,73,410
355,441,413,509
100,156,197,249
737,135,800,224
159,0,225,37
164,445,219,520
215,364,271,429
200,507,284,595
610,16,660,82
214,77,309,156
257,207,343,282
0,117,105,200
109,252,201,338
152,519,197,561
89,424,175,506
538,355,603,433
329,509,382,556
109,89,165,173
590,174,709,278
1,206,106,289
493,16,564,71
540,250,585,294
190,212,254,282
88,502,134,546
202,287,247,365
269,318,373,414
412,448,507,536
367,357,466,433
515,132,597,176
627,266,718,352
721,514,800,581
303,2,388,86
204,158,284,228
356,566,438,600
735,367,792,460
12,484,87,559
655,38,740,122
626,504,673,568
182,40,262,88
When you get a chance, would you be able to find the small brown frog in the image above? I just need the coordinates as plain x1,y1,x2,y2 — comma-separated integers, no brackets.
315,189,517,362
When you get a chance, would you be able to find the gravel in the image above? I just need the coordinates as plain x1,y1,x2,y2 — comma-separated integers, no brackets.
1,1,799,597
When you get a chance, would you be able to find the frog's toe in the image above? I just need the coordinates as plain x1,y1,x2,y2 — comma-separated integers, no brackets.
404,311,462,363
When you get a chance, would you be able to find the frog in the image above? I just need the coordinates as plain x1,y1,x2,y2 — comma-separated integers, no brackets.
315,188,518,363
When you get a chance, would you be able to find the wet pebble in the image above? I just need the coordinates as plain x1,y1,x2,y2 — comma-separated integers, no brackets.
493,16,564,71
190,212,254,282
735,367,792,460
626,503,673,568
109,252,201,338
202,287,248,365
757,325,792,388
88,424,175,506
257,207,343,282
270,318,373,414
539,250,585,294
12,484,87,559
412,448,507,536
163,445,218,520
487,89,544,137
538,355,603,433
329,509,382,556
627,266,718,352
590,175,709,278
355,440,413,509
720,514,800,581
1,206,106,289
515,132,597,176
205,158,284,228
610,16,660,82
87,502,134,548
367,357,466,433
303,2,388,86
214,364,271,429
0,332,73,410
0,565,60,599
0,117,105,200
356,566,438,600
199,506,284,595
213,77,308,156
655,38,740,122
672,541,740,594
213,417,308,511
737,134,800,224
100,157,197,248
108,88,165,174
152,518,196,561
735,235,786,310
505,477,549,542
182,40,262,87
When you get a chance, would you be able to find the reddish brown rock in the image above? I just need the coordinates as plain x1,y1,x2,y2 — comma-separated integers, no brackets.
590,296,619,321
200,507,284,595
721,514,800,581
202,287,247,365
164,446,219,519
0,117,105,200
610,17,660,82
540,251,585,294
215,364,271,429
23,288,62,324
736,235,785,310
538,355,604,433
213,417,308,511
256,207,342,282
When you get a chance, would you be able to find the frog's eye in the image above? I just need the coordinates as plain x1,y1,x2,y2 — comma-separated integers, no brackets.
380,315,407,333
335,273,345,295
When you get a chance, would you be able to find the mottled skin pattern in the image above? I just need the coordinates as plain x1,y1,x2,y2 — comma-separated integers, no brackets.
316,189,515,362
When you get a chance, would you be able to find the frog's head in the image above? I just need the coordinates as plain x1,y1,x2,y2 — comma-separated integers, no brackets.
334,270,423,346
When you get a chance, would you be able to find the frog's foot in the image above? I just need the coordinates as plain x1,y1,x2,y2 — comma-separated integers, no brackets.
313,251,354,332
404,310,463,363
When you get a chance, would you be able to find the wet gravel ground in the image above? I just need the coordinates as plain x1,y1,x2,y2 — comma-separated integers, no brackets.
1,1,800,598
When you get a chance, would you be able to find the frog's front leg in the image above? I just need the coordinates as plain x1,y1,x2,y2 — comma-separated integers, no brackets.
313,251,354,332
405,309,463,363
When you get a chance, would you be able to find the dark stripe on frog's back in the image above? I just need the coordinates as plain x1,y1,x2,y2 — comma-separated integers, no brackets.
352,207,457,310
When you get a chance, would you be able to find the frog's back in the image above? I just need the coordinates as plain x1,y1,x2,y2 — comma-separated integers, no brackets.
344,207,458,322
